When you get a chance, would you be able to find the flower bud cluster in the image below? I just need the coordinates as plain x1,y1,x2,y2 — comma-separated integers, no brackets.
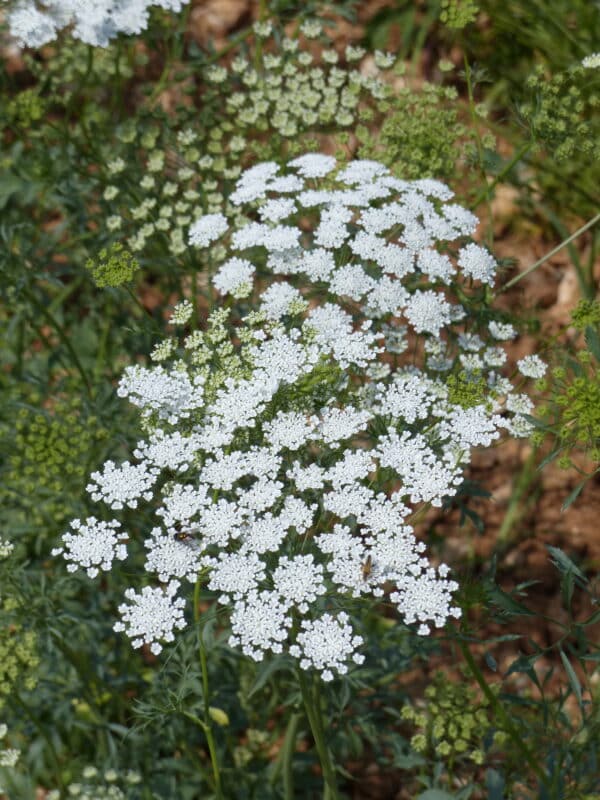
44,765,142,800
91,21,396,259
55,156,544,680
401,670,494,765
0,392,109,531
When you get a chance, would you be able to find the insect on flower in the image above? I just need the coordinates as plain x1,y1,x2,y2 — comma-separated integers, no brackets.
361,554,373,582
172,526,195,544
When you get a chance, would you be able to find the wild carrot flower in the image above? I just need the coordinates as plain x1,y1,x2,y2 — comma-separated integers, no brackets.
55,156,544,679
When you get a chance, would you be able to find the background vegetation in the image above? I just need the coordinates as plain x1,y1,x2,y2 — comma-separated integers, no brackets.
0,0,599,797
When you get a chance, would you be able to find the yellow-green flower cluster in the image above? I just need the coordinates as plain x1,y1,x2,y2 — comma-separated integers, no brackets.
571,299,600,331
357,81,467,181
440,0,480,29
446,370,489,409
522,64,600,163
1,394,108,528
401,671,494,767
86,242,139,288
4,88,45,129
0,596,39,707
535,301,600,469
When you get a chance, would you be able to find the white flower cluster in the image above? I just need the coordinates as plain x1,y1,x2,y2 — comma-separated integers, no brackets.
0,538,14,560
6,0,185,48
582,52,600,69
56,156,544,680
51,517,128,577
0,724,19,775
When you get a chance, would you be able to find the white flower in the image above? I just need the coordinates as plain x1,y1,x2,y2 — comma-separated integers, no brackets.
272,555,326,613
114,581,186,655
259,282,306,320
457,243,497,285
489,320,517,340
288,153,337,178
144,527,202,582
390,566,461,634
87,460,159,510
169,299,194,326
117,364,205,423
0,747,20,768
290,612,365,681
582,52,600,69
207,552,266,600
188,213,228,247
404,290,452,335
7,0,185,48
62,154,541,678
374,50,395,69
7,4,57,48
228,590,292,661
299,19,322,38
213,257,255,296
517,354,547,379
0,539,14,560
52,517,128,578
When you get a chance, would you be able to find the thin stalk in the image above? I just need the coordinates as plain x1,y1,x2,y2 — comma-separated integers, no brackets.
500,212,600,292
458,639,548,787
497,446,539,546
297,671,340,800
269,711,301,800
282,713,301,800
193,576,224,800
124,286,163,336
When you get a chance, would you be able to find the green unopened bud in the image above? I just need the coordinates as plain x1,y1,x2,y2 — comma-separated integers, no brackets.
209,707,230,726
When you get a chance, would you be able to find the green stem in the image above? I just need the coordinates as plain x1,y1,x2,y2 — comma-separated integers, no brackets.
282,713,301,800
270,711,301,799
497,446,539,545
124,286,163,336
500,211,600,292
458,639,548,787
297,671,340,800
193,576,224,800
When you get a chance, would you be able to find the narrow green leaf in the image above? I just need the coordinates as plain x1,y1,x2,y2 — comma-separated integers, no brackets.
585,325,600,361
546,546,586,581
561,480,586,511
484,652,498,672
581,607,600,627
247,658,288,699
559,649,582,707
486,584,534,617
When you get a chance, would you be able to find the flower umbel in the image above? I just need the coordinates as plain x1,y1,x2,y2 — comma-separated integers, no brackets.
56,156,542,679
